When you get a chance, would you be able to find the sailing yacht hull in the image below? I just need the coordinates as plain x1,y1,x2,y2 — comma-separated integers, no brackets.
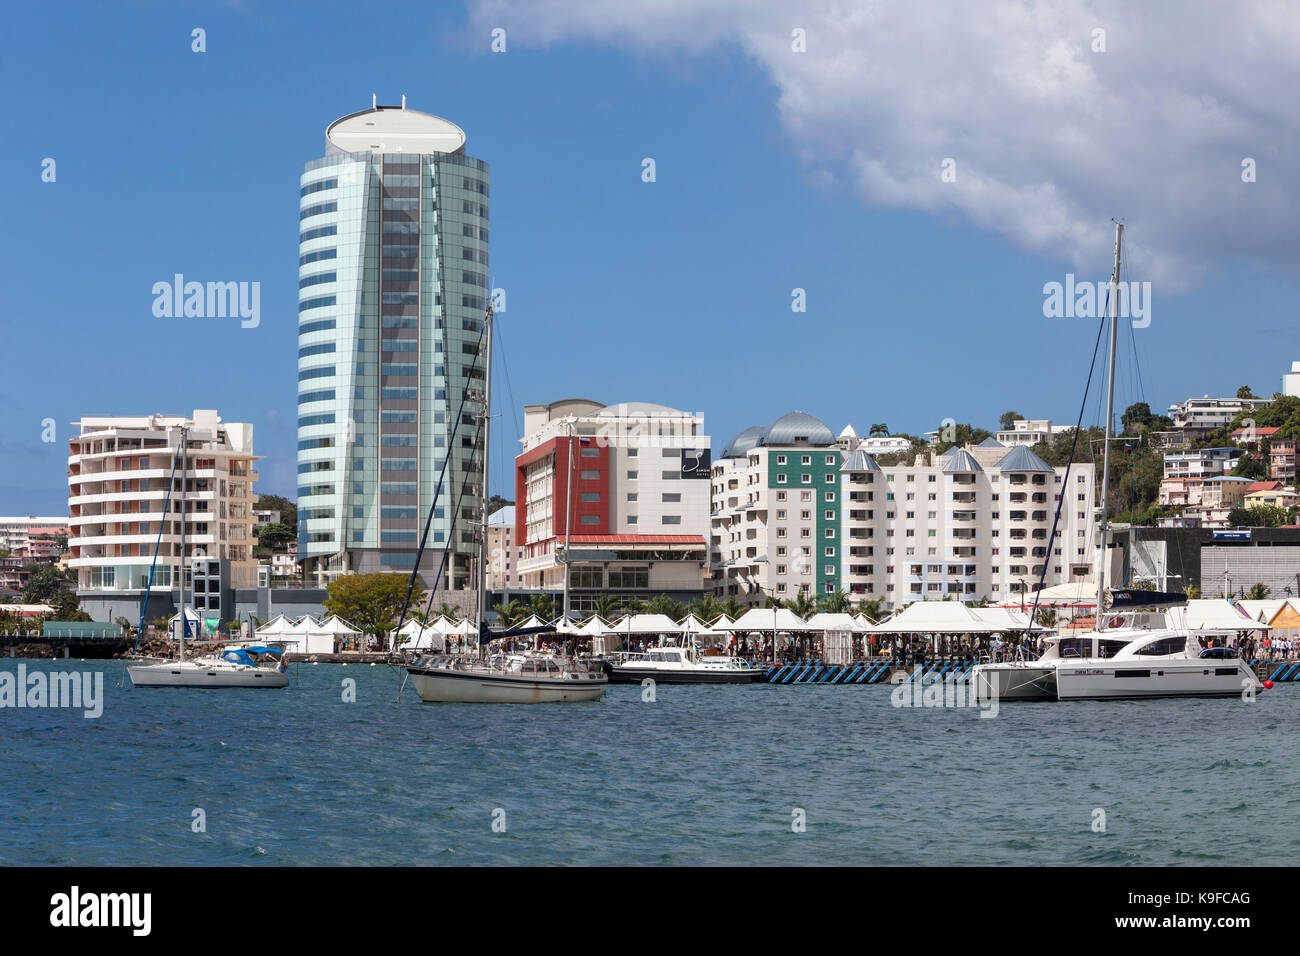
406,665,607,703
971,664,1057,702
127,663,289,688
606,665,767,685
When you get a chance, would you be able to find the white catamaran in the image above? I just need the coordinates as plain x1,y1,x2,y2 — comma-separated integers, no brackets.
972,223,1263,703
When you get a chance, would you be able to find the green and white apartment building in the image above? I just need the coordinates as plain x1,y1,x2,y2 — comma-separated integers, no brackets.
711,412,1098,609
296,99,491,587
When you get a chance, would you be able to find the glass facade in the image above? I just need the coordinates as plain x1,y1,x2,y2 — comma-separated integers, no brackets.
297,120,489,587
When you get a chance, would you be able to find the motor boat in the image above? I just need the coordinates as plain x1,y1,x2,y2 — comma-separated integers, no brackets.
405,650,607,703
127,644,290,689
606,643,768,684
974,629,1263,702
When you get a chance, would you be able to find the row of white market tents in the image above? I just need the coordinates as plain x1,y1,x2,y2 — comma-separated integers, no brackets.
255,613,361,654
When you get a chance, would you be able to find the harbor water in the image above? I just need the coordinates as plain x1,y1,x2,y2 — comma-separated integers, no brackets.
2,660,1296,866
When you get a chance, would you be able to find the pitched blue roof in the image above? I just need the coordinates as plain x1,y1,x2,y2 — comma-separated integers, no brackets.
996,445,1055,473
840,449,881,473
977,436,1006,447
942,449,984,473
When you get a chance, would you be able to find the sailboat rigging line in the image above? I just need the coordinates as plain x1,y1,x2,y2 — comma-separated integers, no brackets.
392,310,490,639
490,315,523,444
395,412,487,703
132,438,183,655
1026,287,1110,635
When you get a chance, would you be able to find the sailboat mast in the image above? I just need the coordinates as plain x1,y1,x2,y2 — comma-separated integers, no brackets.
178,424,188,659
476,307,494,633
1095,221,1123,632
562,418,575,626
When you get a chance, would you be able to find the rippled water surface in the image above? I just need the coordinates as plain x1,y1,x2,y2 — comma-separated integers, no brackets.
1,660,1296,865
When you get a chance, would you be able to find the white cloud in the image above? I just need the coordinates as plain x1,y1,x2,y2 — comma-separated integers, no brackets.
467,0,1300,288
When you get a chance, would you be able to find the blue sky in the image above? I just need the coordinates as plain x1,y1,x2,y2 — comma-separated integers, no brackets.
3,0,1298,515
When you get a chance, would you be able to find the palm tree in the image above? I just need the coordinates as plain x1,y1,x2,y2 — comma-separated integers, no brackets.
819,589,851,614
686,595,722,623
496,599,529,628
529,593,556,621
869,423,889,437
1184,583,1202,600
719,597,744,621
856,598,884,622
620,596,646,616
1246,582,1271,601
646,593,685,621
593,592,619,621
784,592,816,619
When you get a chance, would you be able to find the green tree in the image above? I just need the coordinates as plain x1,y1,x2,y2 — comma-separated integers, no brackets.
719,597,745,621
49,590,88,621
1237,385,1256,400
322,573,425,640
593,592,619,620
783,592,816,619
495,598,529,628
1184,583,1201,599
1231,455,1268,480
646,593,685,621
1246,582,1271,600
856,597,884,621
819,588,851,613
869,423,889,437
1228,505,1293,528
487,495,514,515
23,565,67,604
529,592,556,621
255,494,297,534
255,522,295,551
933,423,994,455
999,411,1023,431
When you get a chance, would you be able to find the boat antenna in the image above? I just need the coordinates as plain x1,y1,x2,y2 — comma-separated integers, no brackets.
1094,220,1124,652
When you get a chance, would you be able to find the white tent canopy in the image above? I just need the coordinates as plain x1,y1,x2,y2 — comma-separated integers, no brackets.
1166,599,1269,633
718,607,815,632
804,612,869,633
255,613,295,637
970,608,1039,631
603,613,681,634
1023,581,1098,605
868,601,1002,634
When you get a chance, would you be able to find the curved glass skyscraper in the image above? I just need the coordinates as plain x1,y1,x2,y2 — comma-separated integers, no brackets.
297,99,489,588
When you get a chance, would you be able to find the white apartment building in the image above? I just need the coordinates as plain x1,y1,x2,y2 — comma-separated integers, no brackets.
67,410,260,610
514,400,711,612
1168,396,1269,431
713,415,1097,609
1157,447,1243,507
1284,361,1300,399
487,505,523,591
0,516,68,554
995,418,1070,446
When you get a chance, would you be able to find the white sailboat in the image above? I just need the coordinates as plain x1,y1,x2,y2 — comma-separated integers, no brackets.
126,425,290,689
401,306,608,703
973,223,1263,703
